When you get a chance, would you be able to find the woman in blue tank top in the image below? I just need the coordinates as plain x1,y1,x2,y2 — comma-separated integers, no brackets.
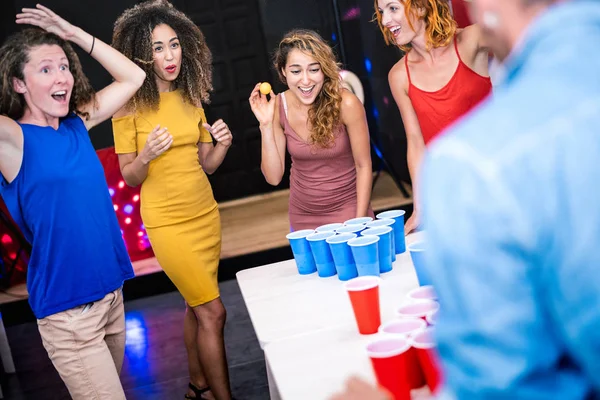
0,4,145,399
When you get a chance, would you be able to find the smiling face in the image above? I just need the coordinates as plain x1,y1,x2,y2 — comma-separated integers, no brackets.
151,23,182,92
376,0,424,47
13,44,74,121
282,49,325,106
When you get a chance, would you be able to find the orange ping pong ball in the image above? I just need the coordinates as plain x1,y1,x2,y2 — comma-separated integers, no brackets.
259,82,271,95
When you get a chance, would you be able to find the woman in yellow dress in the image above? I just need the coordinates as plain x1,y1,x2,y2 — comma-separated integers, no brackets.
111,1,233,399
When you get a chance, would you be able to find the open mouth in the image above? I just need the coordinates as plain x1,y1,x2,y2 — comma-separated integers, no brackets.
298,86,315,97
165,65,177,74
51,90,68,103
390,26,401,36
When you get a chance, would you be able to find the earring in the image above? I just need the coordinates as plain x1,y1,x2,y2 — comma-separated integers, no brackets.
482,11,500,29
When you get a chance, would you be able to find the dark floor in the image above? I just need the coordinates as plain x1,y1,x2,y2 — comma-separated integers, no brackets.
0,280,269,400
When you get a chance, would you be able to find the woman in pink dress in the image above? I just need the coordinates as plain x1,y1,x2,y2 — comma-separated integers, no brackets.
249,29,374,231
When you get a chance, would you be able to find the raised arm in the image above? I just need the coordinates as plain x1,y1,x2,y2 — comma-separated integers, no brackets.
16,4,146,130
388,61,426,234
341,90,372,218
249,83,287,186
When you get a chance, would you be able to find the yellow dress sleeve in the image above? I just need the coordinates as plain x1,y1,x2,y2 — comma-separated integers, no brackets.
112,114,138,154
197,108,213,144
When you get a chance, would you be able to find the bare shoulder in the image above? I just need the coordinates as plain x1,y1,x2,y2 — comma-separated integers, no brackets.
340,90,365,122
0,115,21,143
388,57,408,92
457,24,484,49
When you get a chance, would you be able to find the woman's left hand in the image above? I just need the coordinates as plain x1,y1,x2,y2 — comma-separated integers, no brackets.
16,4,78,40
203,120,233,148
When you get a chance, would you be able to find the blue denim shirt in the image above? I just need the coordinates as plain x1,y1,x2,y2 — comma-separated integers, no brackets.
421,1,600,399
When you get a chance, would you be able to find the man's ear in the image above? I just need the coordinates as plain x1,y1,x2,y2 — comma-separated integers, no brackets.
12,77,27,94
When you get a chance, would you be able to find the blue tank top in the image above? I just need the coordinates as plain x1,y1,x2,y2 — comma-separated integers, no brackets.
0,114,134,319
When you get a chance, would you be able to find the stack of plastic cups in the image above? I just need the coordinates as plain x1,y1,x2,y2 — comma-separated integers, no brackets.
378,318,427,390
407,241,432,286
306,231,337,277
411,327,443,394
343,217,373,226
315,223,344,233
336,224,367,237
397,300,440,322
365,218,396,261
347,235,380,277
406,286,438,302
376,210,406,255
285,229,317,275
326,233,359,281
361,226,394,273
344,276,382,334
366,337,412,400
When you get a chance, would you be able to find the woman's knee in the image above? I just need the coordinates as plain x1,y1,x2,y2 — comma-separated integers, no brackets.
193,298,226,327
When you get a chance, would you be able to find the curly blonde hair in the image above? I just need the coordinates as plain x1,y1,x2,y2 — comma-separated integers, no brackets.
0,29,95,120
274,30,342,149
112,0,212,112
374,0,457,52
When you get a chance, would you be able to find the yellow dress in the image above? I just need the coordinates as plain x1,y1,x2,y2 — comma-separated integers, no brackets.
112,90,221,306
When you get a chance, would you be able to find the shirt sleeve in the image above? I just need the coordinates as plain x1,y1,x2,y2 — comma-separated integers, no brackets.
111,114,138,154
421,140,593,399
197,108,213,144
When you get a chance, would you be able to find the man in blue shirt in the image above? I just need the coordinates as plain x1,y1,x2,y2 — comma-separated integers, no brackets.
422,0,600,398
332,0,600,399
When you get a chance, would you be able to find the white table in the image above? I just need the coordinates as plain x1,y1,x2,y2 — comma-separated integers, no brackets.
236,231,425,399
264,327,432,400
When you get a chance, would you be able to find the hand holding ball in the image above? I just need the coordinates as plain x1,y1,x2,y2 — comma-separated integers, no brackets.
259,82,272,95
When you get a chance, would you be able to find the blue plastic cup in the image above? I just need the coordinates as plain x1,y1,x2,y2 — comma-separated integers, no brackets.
336,224,366,236
326,233,359,281
361,226,393,273
365,218,396,261
286,229,317,275
376,210,406,255
408,241,431,286
306,231,337,277
343,217,374,226
348,235,380,277
315,223,344,233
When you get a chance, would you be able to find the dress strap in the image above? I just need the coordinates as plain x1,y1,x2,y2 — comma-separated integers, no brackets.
404,55,413,86
453,35,463,64
281,91,289,119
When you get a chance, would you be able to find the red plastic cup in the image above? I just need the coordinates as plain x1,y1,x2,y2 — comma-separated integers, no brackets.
412,327,443,394
397,300,440,322
367,337,412,400
406,285,438,302
426,309,438,326
344,276,381,334
378,318,427,389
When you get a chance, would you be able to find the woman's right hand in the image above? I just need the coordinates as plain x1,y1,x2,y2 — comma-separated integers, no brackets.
140,125,173,164
16,4,78,40
249,83,276,127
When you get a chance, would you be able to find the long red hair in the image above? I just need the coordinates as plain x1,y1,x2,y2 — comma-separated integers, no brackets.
374,0,457,51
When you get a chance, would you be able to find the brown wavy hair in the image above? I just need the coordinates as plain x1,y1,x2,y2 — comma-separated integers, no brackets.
112,0,212,112
374,0,457,52
0,29,95,120
274,29,342,149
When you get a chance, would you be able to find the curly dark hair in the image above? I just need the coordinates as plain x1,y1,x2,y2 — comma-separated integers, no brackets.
0,28,95,120
274,29,342,149
112,0,213,112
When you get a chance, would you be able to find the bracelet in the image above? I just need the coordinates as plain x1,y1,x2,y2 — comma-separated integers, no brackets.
89,36,95,55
